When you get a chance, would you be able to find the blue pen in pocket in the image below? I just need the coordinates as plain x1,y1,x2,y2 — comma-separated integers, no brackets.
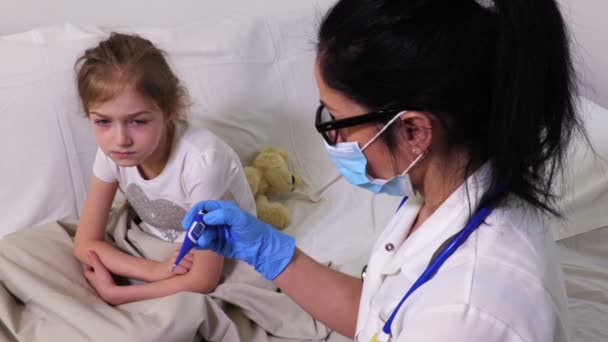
172,209,207,271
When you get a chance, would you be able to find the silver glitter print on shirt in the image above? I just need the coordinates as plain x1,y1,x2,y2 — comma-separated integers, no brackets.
125,183,186,242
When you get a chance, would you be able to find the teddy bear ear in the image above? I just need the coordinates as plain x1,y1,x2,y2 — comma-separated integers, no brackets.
260,146,289,161
253,152,287,171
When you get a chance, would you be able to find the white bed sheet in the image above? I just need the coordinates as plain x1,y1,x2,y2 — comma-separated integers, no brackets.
559,226,608,342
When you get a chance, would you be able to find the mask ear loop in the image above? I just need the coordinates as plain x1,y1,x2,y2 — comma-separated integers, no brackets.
361,111,408,151
359,110,427,175
401,151,426,175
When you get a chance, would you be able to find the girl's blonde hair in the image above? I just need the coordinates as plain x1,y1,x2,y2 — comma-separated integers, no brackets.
75,32,188,122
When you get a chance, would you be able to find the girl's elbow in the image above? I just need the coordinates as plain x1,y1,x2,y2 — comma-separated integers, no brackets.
73,239,99,264
183,277,220,294
194,279,220,294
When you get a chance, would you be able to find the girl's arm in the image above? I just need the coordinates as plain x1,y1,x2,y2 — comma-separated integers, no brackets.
74,175,159,282
85,249,223,305
273,249,362,339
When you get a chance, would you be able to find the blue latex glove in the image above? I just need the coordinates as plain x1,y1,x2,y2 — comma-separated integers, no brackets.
181,200,296,280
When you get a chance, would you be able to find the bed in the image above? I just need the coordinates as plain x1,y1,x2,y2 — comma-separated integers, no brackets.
0,4,607,342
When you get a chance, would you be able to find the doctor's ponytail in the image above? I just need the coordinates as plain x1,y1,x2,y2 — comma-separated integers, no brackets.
317,0,586,215
481,0,584,214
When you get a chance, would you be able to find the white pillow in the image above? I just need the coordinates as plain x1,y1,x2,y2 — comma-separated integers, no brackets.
0,24,99,237
551,97,608,240
0,13,332,237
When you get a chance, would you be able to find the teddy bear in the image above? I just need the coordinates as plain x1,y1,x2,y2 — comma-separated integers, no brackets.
244,147,301,230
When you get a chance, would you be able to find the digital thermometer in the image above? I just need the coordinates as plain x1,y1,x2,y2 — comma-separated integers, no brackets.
172,209,207,271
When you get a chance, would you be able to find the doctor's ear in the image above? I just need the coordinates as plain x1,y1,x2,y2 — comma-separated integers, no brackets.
399,111,433,153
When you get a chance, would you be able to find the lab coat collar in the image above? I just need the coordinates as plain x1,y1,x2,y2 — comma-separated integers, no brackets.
379,163,492,276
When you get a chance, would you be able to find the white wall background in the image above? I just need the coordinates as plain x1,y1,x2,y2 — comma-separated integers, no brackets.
0,0,606,108
0,0,335,34
558,0,608,108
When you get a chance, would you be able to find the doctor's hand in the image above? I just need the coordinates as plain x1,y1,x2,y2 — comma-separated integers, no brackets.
181,200,295,280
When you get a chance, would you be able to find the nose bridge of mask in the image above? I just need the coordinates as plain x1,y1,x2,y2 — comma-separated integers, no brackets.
361,111,407,151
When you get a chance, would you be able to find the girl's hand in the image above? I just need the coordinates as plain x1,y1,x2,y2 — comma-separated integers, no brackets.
83,251,120,305
149,248,194,282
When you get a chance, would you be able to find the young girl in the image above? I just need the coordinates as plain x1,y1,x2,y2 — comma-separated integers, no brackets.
73,32,256,305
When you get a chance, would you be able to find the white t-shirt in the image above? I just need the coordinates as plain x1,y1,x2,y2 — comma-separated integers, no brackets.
93,124,256,243
356,165,569,342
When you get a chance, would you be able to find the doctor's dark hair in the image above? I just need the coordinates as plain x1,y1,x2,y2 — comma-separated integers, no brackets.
317,0,586,215
75,32,188,122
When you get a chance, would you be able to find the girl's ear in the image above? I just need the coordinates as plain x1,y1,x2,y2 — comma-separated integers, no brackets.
399,111,433,153
164,112,176,123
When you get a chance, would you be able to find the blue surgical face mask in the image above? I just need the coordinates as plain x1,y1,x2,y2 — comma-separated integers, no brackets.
324,111,425,197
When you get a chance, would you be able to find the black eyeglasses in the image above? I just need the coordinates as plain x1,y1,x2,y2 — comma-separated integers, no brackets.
315,104,404,145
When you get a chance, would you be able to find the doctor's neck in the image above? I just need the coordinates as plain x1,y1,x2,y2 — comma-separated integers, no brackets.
410,148,478,233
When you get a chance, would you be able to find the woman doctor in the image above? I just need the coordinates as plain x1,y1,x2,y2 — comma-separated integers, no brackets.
182,0,585,340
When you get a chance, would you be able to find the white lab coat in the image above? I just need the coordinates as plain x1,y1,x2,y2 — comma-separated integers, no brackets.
355,166,570,342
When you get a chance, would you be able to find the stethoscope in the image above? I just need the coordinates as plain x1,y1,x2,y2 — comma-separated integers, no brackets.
366,195,498,342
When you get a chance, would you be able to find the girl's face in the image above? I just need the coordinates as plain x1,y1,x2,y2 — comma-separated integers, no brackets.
88,86,172,171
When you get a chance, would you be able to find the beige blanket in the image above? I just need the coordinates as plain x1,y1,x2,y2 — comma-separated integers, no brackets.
0,208,330,342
